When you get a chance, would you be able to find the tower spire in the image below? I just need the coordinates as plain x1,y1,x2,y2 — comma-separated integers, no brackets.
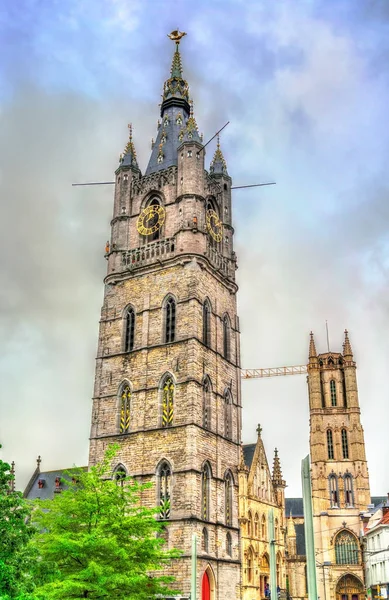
309,331,317,363
272,448,285,487
120,124,140,171
161,30,190,117
343,329,353,360
210,135,228,175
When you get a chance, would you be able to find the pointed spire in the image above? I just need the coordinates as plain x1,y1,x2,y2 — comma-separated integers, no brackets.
120,123,140,170
272,448,285,487
309,331,317,361
161,31,190,116
343,329,353,360
210,135,228,175
287,511,296,537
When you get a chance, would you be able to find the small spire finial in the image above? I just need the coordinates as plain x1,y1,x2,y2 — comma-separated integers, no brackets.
256,424,262,437
272,447,284,485
128,123,133,141
37,455,41,469
167,30,187,44
309,331,317,360
343,329,353,359
210,135,228,175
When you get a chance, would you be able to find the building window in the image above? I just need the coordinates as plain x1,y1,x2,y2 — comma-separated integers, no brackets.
330,379,337,406
164,296,176,343
341,429,349,459
344,474,354,506
262,514,267,539
119,383,131,433
114,464,127,487
247,548,254,583
247,511,252,536
145,197,163,242
202,462,211,521
124,306,135,352
203,376,212,429
335,530,359,565
225,471,233,526
329,474,338,507
224,389,232,439
158,461,171,520
327,429,334,459
226,532,232,556
223,314,231,360
161,375,174,428
201,527,209,553
254,513,259,537
203,299,211,347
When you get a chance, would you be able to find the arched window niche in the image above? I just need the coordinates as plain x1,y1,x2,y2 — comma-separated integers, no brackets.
203,298,212,347
344,473,354,507
163,295,176,344
224,470,233,526
201,462,212,521
335,530,359,565
157,459,172,520
201,527,209,553
330,379,337,406
123,305,135,353
329,473,339,508
222,313,231,361
142,196,164,243
160,373,175,428
203,376,212,430
341,428,349,459
118,381,131,434
327,429,334,459
113,464,127,487
224,389,233,440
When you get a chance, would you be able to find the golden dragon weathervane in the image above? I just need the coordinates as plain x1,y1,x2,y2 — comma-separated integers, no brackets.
167,29,187,44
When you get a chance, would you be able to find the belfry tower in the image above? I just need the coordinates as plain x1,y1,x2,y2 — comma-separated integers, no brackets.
89,33,241,600
307,331,370,600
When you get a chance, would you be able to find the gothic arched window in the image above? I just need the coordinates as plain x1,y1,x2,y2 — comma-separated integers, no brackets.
225,471,233,526
329,474,338,507
201,527,209,553
158,460,171,520
203,377,211,430
161,375,174,428
123,306,135,352
226,532,232,556
222,314,231,360
201,462,211,521
327,429,334,459
203,299,211,347
261,514,267,539
341,429,349,459
335,530,359,565
344,474,354,507
254,513,259,537
247,547,254,583
119,383,131,434
164,296,176,343
113,464,127,487
224,389,232,440
330,379,337,406
247,511,253,536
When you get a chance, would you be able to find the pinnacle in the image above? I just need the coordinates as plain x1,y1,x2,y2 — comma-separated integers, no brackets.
170,43,183,79
343,329,353,359
272,447,284,486
210,135,228,175
120,124,139,170
287,511,296,537
309,331,317,360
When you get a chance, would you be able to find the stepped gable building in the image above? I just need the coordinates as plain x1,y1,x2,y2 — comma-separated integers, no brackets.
239,425,287,600
88,32,241,600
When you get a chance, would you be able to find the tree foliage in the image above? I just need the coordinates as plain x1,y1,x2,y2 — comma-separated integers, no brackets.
0,447,36,599
28,445,179,599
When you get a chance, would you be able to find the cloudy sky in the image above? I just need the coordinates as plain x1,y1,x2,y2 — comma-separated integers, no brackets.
0,0,388,496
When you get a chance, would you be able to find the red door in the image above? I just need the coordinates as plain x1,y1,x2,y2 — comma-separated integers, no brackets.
202,571,210,600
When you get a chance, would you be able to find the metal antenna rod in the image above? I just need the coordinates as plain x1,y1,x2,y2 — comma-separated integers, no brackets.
72,181,115,187
198,121,230,153
326,320,330,352
231,182,276,190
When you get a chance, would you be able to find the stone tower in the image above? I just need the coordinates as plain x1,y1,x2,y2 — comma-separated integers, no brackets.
307,331,370,600
88,34,241,600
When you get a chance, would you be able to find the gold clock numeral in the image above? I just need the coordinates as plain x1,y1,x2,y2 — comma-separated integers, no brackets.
206,209,222,242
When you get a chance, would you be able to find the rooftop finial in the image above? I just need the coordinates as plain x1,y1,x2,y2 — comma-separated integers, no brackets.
121,123,140,170
343,329,353,360
210,135,228,175
272,447,285,486
256,424,262,437
167,29,187,44
309,331,317,360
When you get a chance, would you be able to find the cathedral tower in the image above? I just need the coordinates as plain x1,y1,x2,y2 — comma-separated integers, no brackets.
88,33,241,600
308,331,370,600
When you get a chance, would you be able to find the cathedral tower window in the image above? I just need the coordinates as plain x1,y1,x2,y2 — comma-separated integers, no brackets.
247,547,254,583
123,305,135,352
119,382,131,433
224,471,233,526
330,379,337,406
335,530,359,564
201,462,212,521
226,532,232,556
203,376,212,429
224,389,232,439
164,296,176,343
113,464,127,487
222,314,231,360
201,527,209,553
344,474,354,506
157,460,171,520
327,429,334,459
329,474,339,507
261,514,267,539
341,429,349,459
161,374,175,428
203,299,211,347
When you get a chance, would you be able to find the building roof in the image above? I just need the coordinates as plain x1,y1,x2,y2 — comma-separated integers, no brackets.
285,498,304,517
243,444,256,468
24,467,87,501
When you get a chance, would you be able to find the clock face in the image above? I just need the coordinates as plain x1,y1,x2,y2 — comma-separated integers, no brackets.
206,209,222,242
136,205,166,236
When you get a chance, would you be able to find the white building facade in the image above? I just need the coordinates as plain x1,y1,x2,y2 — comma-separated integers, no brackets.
365,503,389,600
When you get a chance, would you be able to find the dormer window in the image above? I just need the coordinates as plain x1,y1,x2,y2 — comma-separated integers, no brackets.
157,154,164,164
163,117,169,127
176,115,183,125
187,150,192,157
38,479,45,489
55,476,61,488
123,173,128,182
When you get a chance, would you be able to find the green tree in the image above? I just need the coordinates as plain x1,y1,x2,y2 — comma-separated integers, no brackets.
28,445,179,599
0,446,36,599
